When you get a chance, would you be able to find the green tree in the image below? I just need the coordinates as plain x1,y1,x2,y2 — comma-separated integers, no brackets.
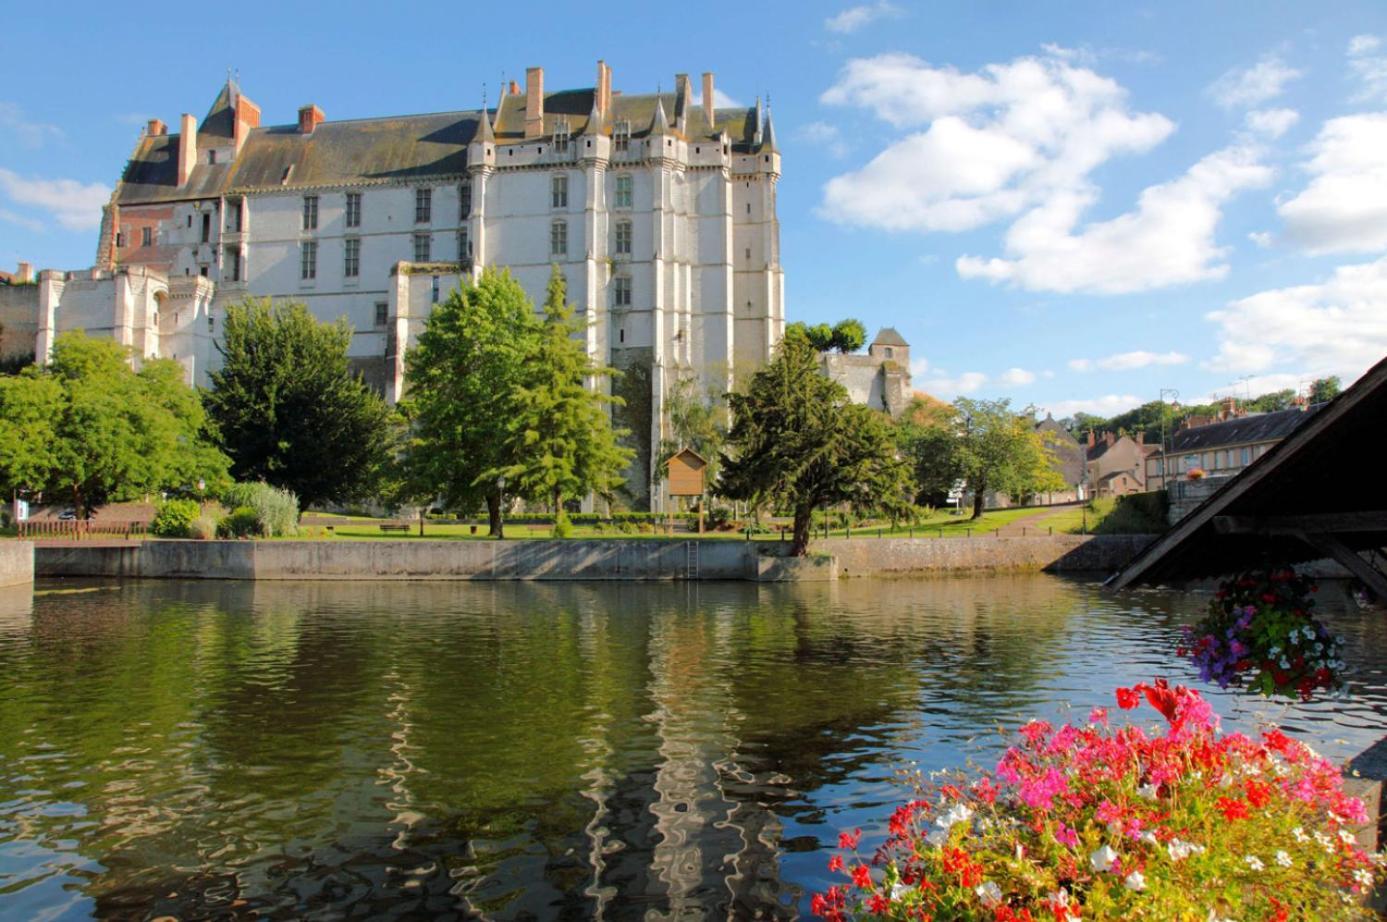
205,298,395,513
718,328,910,555
483,267,633,515
1309,376,1341,403
829,318,867,353
895,395,964,507
1245,388,1298,413
657,374,727,486
400,270,539,535
953,398,1063,519
0,372,62,514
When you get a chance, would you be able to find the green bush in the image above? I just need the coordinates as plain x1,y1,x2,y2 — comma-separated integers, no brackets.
188,515,220,540
218,506,264,538
552,510,573,538
1093,491,1169,535
221,482,298,537
150,498,202,538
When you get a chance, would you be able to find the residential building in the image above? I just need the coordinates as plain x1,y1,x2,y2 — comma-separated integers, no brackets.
1036,415,1085,504
1144,403,1320,490
820,327,912,416
1085,430,1156,497
21,63,785,509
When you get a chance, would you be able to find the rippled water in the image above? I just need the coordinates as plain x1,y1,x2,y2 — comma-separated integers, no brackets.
2,575,1386,920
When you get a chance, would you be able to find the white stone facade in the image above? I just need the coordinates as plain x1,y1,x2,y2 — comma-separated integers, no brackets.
32,64,785,509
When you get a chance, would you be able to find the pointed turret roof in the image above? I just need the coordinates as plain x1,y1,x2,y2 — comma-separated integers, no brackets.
762,104,778,152
586,96,604,133
474,105,494,143
649,97,670,135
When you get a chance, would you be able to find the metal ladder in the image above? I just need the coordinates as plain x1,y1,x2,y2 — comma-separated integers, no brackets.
685,540,699,581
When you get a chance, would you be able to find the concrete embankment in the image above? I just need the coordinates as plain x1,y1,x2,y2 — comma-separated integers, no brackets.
33,535,1153,582
0,542,33,587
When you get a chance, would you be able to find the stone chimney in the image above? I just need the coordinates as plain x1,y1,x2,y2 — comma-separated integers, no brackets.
234,96,261,153
1086,430,1096,449
177,113,197,185
15,261,33,283
298,104,324,134
674,73,692,132
524,66,544,138
702,72,715,126
147,118,166,137
601,62,612,118
595,60,608,119
508,80,520,96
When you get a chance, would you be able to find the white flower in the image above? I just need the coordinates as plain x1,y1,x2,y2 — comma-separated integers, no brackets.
1168,838,1205,861
1137,783,1159,799
1339,829,1357,845
1090,844,1119,873
1292,827,1309,843
1140,830,1159,846
1354,868,1374,887
1275,850,1292,867
926,802,974,846
890,881,910,901
1123,870,1146,891
1315,830,1334,850
975,880,1003,908
1244,854,1264,871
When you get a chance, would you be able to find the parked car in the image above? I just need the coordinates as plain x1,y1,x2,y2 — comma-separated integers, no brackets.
57,509,77,521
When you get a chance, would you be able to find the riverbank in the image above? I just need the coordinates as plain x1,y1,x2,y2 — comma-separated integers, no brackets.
0,542,32,587
33,534,1153,582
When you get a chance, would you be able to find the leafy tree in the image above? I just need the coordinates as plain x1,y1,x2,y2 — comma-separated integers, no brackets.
482,267,632,514
205,298,395,513
785,318,869,353
0,372,62,515
657,374,727,486
895,395,963,507
1244,388,1298,413
400,270,539,535
718,327,910,555
1309,376,1341,403
953,398,1063,519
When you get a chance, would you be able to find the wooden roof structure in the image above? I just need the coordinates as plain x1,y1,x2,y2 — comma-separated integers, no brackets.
1108,355,1387,595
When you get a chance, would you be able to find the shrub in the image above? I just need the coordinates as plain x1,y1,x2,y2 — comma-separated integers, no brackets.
150,498,202,538
815,681,1382,921
221,482,298,537
552,510,573,538
706,506,734,531
217,506,264,538
188,515,219,540
1091,492,1168,535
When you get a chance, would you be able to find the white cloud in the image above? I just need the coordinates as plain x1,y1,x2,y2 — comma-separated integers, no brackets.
0,207,45,234
797,120,849,158
1205,255,1387,384
0,101,63,149
909,357,931,378
1278,113,1387,255
819,50,1174,233
1244,107,1299,138
825,1,902,34
919,369,988,397
1348,34,1387,102
999,367,1036,386
1248,230,1273,248
712,89,744,109
0,168,110,232
1207,54,1302,109
1043,394,1145,418
1069,350,1190,372
956,141,1272,293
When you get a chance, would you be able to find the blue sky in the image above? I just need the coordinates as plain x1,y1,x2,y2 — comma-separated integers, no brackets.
3,0,1387,418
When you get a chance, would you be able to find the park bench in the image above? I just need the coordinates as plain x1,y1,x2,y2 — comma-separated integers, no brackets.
378,523,411,533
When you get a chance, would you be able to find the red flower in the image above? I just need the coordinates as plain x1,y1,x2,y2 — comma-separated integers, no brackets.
838,828,862,850
851,863,872,889
1216,796,1249,821
867,893,890,913
1139,678,1179,724
1245,779,1272,809
1115,687,1141,710
827,854,844,873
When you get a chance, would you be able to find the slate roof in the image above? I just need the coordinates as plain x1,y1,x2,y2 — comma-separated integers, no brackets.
1037,417,1085,485
1166,406,1320,453
873,327,908,347
113,83,765,206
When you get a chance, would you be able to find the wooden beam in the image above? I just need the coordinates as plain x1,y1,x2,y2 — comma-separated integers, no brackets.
1303,533,1387,601
1213,511,1387,536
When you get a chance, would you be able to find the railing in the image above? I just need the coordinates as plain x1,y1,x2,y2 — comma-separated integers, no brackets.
17,520,147,540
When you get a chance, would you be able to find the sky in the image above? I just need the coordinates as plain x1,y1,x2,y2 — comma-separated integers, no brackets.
3,0,1387,419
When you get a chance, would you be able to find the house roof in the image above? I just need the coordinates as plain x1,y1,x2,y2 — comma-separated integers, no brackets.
113,84,765,205
873,327,908,347
1108,356,1387,588
1162,405,1320,454
1037,418,1085,484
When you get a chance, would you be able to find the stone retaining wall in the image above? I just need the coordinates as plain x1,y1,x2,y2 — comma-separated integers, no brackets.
0,541,33,587
34,534,1154,582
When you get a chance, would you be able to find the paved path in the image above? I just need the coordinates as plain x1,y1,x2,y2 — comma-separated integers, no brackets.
992,503,1084,537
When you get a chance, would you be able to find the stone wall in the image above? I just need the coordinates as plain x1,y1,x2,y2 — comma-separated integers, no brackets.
0,284,39,365
1166,476,1231,524
35,534,1154,582
0,542,34,587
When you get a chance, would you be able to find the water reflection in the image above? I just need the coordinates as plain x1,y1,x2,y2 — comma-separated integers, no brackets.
1,576,1385,920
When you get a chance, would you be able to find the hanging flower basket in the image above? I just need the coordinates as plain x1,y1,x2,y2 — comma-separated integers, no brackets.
1181,568,1345,700
814,681,1382,921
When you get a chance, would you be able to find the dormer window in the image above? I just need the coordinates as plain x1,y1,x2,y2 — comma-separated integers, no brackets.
613,121,631,153
208,150,217,165
553,119,571,154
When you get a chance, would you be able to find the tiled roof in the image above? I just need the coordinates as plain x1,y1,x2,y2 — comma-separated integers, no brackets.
1167,406,1319,453
114,85,763,206
873,327,908,347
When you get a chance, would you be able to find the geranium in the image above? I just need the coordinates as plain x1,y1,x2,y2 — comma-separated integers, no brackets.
1181,568,1344,700
816,681,1381,920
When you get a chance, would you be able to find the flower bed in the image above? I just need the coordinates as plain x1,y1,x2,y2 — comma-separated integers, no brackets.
815,681,1382,920
1181,568,1344,700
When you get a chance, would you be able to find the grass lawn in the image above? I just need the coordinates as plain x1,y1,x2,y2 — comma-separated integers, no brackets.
285,522,756,541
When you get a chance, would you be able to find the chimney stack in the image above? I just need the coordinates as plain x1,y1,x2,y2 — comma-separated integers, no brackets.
298,104,324,134
16,261,33,283
602,62,612,118
702,72,715,126
147,118,166,137
674,73,692,131
524,66,544,138
234,96,261,153
177,113,197,185
595,60,607,119
1086,430,1096,449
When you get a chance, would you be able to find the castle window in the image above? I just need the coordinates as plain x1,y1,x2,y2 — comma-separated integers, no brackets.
614,174,632,208
230,200,243,232
413,233,431,262
116,232,125,248
457,228,470,260
613,121,631,153
458,182,471,219
551,174,569,209
300,241,317,280
142,227,152,247
302,195,318,231
550,220,568,258
431,275,440,304
201,213,211,243
226,247,241,282
375,302,388,328
613,276,631,307
614,220,631,256
415,187,432,223
553,120,571,153
345,192,361,228
208,149,217,165
344,238,360,278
